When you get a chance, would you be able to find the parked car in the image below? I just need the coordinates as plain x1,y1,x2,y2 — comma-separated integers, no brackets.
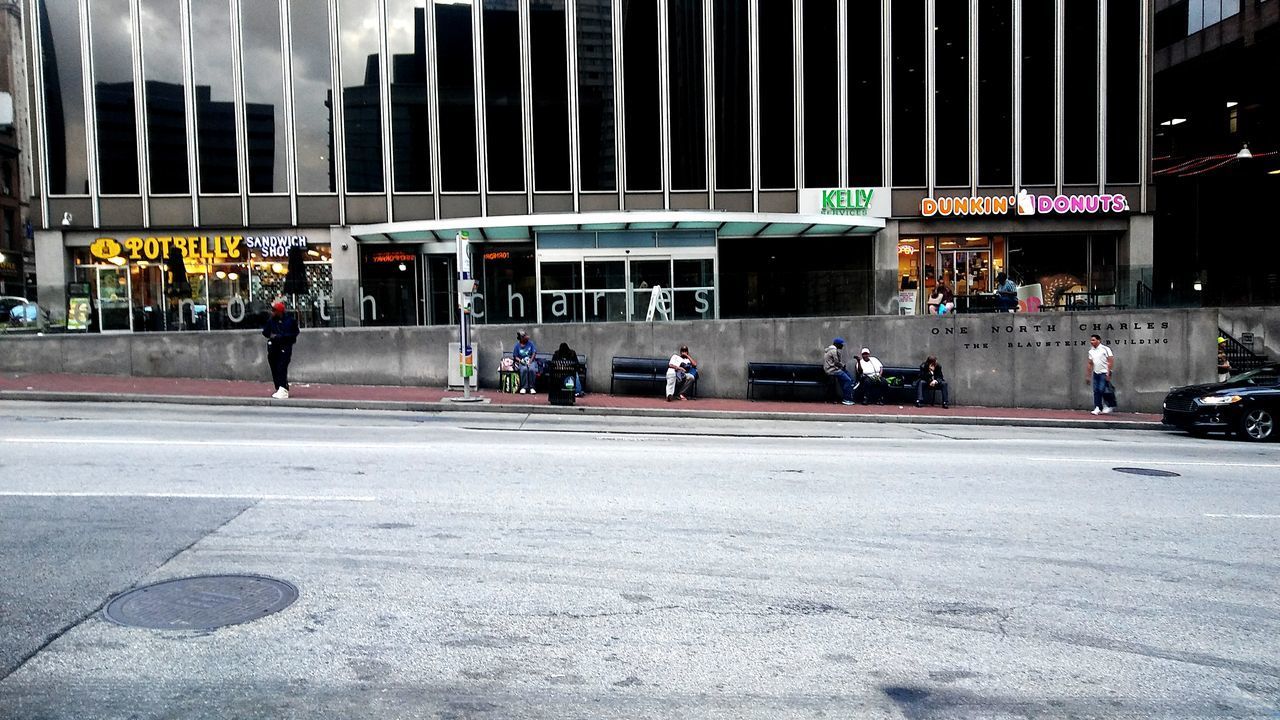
0,296,39,327
1162,363,1280,441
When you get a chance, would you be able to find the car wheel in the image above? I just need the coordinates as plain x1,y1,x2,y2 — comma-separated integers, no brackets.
1238,408,1276,442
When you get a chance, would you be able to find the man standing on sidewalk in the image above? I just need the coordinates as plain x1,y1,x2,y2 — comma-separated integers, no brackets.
263,301,300,399
1086,333,1114,414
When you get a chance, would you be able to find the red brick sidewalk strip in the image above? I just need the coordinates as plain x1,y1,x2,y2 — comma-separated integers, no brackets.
0,372,1164,429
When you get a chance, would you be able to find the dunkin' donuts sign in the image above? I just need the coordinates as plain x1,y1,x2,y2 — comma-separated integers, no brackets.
921,189,1130,218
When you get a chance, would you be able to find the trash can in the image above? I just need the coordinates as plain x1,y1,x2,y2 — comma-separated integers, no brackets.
547,358,579,406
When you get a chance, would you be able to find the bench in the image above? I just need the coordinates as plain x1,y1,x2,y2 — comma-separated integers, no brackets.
747,362,931,403
610,356,699,397
747,363,834,401
500,352,589,393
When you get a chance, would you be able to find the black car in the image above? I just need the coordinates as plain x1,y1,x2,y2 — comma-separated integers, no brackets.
1162,364,1280,441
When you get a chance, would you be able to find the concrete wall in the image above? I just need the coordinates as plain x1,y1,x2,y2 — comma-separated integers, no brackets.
0,309,1220,412
1218,306,1280,359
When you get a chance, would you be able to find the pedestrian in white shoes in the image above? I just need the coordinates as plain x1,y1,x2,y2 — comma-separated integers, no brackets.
1086,333,1115,414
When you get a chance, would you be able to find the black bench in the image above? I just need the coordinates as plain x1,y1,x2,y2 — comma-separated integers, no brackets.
610,356,699,397
747,362,931,403
747,363,834,401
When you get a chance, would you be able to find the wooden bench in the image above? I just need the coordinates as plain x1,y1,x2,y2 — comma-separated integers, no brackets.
610,356,699,397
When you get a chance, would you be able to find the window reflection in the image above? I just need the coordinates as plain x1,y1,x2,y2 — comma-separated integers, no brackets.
290,0,336,193
670,0,706,190
802,0,837,188
484,0,525,192
934,0,968,186
241,0,290,193
91,0,140,195
339,0,385,192
891,0,925,187
622,0,661,190
531,0,570,191
192,0,239,193
387,0,431,192
436,0,479,191
1107,0,1140,183
577,0,617,191
978,0,1012,185
140,0,189,194
1021,0,1054,185
38,0,90,195
713,0,750,189
1064,0,1098,185
847,0,881,186
758,0,794,188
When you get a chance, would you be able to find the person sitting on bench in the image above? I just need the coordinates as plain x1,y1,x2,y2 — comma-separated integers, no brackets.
666,345,696,401
853,347,886,405
916,355,950,409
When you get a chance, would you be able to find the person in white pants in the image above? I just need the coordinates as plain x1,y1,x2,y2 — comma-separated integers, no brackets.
666,346,695,401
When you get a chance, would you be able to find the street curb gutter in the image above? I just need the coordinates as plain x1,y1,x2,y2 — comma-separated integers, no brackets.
0,390,1167,431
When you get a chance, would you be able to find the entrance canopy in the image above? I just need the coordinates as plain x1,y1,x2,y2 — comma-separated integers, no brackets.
350,210,885,244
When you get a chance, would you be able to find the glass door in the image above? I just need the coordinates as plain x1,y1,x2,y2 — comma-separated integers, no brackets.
584,259,626,322
424,255,455,326
129,264,165,331
628,258,673,321
96,266,132,332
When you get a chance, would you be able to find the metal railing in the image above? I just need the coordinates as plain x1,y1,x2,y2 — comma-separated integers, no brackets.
1219,328,1269,373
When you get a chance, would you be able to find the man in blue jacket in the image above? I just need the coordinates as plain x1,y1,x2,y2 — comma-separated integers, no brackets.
263,301,300,399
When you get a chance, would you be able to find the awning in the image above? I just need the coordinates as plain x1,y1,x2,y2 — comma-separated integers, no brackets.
350,210,885,244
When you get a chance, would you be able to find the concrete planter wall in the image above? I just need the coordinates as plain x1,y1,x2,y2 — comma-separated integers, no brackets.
0,308,1231,413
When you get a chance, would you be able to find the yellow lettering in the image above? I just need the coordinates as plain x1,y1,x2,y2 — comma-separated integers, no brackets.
226,236,242,260
124,237,144,260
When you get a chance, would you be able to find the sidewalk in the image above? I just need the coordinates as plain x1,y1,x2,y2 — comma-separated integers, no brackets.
0,372,1166,430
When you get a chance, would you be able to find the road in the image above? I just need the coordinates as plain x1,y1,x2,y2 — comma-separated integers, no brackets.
0,400,1277,719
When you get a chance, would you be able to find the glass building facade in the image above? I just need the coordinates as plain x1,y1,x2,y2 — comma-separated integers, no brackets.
27,0,1155,330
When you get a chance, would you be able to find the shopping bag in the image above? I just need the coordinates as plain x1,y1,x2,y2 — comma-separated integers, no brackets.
1102,381,1118,409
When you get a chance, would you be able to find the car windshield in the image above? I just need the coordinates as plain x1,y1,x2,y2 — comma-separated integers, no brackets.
1226,366,1280,384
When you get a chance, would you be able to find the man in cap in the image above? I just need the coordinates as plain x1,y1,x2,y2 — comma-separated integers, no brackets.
1217,336,1232,382
823,338,855,406
512,330,539,393
853,346,886,405
263,300,300,399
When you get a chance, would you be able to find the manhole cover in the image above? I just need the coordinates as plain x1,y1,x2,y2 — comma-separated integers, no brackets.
102,574,298,630
1113,467,1181,478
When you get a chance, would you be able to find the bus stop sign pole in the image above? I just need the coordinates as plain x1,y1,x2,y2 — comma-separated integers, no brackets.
451,230,483,403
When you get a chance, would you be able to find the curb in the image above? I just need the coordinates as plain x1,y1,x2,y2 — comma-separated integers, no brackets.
0,390,1168,431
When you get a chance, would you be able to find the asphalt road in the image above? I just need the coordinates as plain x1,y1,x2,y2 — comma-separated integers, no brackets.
0,400,1277,719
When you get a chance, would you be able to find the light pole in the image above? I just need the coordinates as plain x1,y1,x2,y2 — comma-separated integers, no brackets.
451,230,483,403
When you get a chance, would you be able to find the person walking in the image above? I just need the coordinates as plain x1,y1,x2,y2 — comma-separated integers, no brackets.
1217,336,1233,382
513,330,539,393
1086,333,1115,414
263,300,300,399
823,338,855,406
916,355,950,409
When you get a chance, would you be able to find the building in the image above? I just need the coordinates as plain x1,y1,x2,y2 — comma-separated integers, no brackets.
1153,0,1280,307
2,0,35,302
23,0,1155,334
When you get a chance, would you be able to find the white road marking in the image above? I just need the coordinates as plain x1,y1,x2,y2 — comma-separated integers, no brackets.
0,491,378,502
1203,513,1280,519
1026,457,1280,469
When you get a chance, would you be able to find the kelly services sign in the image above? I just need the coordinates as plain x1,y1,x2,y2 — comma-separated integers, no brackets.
799,187,891,218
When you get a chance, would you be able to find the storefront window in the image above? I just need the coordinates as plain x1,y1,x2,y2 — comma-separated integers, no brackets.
360,247,419,326
70,239,335,332
477,246,536,325
539,261,583,323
